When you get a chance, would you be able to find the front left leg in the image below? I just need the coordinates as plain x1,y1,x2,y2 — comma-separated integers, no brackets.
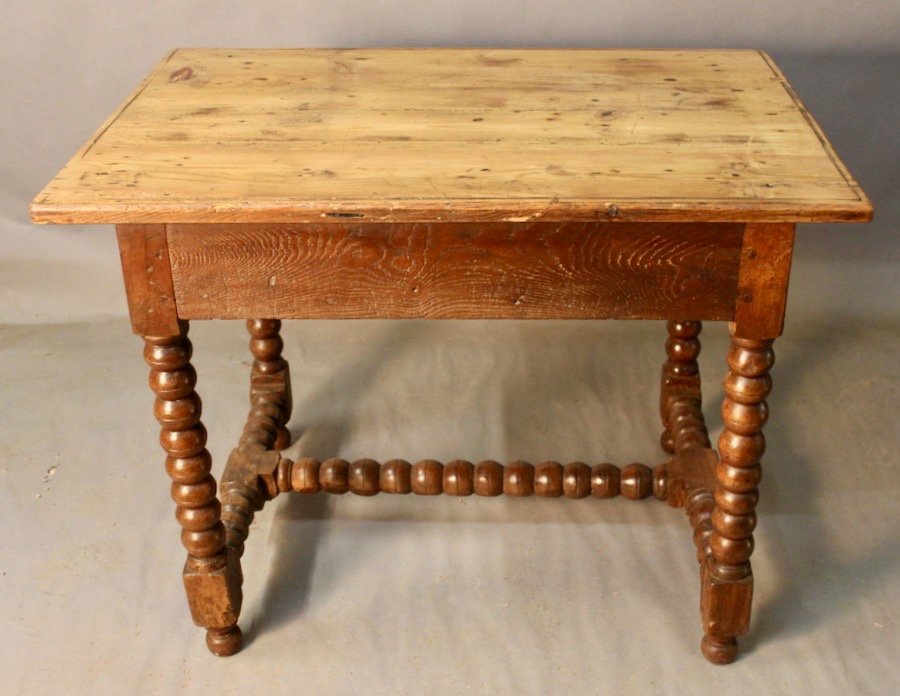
144,321,244,656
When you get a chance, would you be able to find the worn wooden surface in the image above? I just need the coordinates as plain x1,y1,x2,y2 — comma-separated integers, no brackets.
168,221,743,320
31,48,871,225
733,223,796,339
115,224,180,335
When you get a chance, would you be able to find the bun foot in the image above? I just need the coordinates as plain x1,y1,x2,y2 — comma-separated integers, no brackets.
701,635,738,664
206,625,243,656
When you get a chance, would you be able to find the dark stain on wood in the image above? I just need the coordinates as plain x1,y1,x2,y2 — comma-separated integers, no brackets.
477,55,522,66
168,66,194,82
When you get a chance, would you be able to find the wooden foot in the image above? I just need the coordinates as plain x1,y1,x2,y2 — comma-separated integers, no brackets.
144,321,243,656
701,325,774,663
206,625,244,657
701,635,738,664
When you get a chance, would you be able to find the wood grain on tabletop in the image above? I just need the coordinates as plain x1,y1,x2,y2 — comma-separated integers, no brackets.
31,48,871,225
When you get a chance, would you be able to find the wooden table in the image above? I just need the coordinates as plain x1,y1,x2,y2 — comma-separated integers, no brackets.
32,48,871,663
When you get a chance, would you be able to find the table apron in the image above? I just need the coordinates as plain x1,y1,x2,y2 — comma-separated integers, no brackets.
164,221,744,321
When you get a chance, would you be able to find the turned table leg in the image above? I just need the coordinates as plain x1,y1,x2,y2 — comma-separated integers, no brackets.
242,319,292,451
701,326,775,663
660,320,710,454
218,319,294,562
144,321,244,656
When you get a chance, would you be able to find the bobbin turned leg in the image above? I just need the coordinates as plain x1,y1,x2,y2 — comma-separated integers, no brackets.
660,320,707,454
701,326,774,664
245,319,292,451
144,321,243,656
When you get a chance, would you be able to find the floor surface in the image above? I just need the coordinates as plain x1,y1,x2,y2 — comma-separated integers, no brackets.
1,318,897,694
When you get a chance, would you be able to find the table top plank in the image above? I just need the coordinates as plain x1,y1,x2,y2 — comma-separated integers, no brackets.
31,48,871,225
